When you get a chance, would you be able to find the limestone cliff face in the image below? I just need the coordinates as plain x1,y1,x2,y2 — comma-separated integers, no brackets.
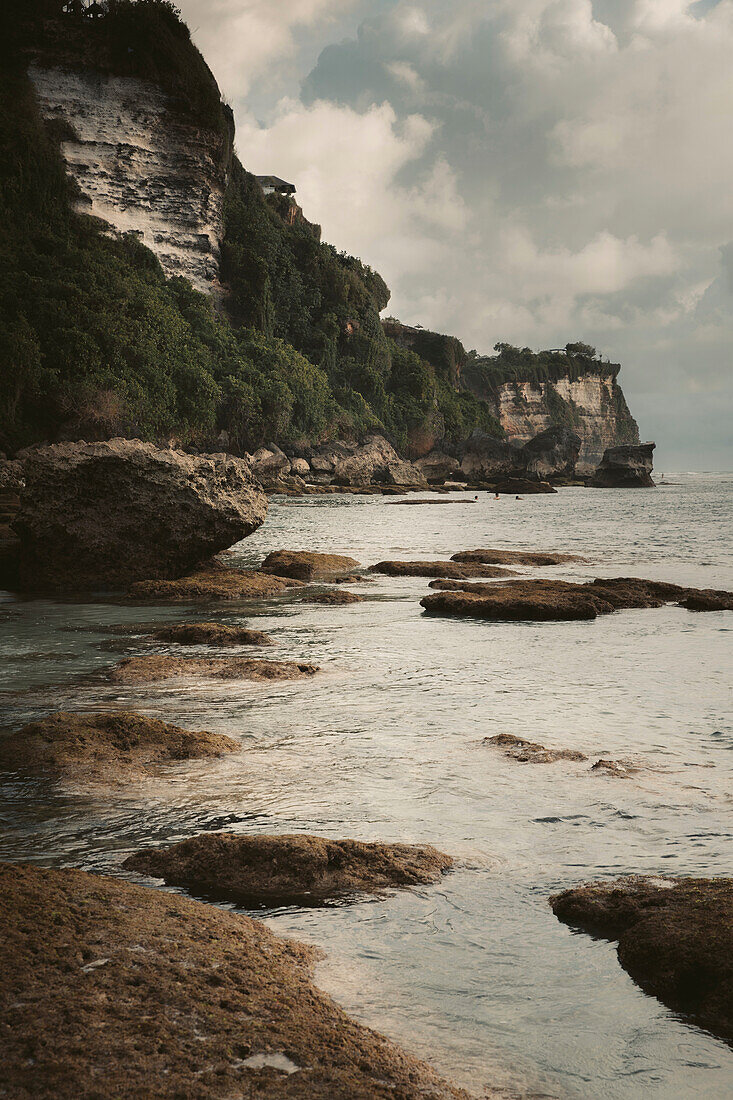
494,375,639,473
29,64,227,296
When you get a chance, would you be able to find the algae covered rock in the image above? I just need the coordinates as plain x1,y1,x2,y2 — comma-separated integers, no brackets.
260,549,360,580
125,832,453,904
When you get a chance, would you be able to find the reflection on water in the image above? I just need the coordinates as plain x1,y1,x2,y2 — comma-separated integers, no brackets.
1,477,732,1098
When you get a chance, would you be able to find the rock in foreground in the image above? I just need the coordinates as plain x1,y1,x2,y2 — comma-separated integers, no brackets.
0,712,238,781
0,863,470,1099
106,656,318,685
128,564,300,601
550,876,733,1042
13,440,268,593
260,550,360,580
125,832,453,905
421,577,733,622
590,443,656,488
152,622,273,646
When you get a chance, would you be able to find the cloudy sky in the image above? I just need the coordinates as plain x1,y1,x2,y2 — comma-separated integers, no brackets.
178,0,732,469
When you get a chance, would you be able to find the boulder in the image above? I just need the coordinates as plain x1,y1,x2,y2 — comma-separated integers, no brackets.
290,457,310,477
260,550,360,580
302,589,364,605
0,459,24,492
414,450,460,483
124,832,453,904
591,442,655,487
519,425,581,480
250,443,291,480
0,863,472,1099
382,460,428,488
13,440,267,593
550,876,733,1042
0,711,239,781
333,435,401,485
459,432,518,482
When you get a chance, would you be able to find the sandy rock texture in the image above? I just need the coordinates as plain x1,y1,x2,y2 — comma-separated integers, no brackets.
550,876,733,1042
106,655,318,685
125,832,454,905
0,862,472,1099
14,440,267,592
0,711,238,781
421,577,733,622
260,550,360,580
152,622,273,646
128,564,300,602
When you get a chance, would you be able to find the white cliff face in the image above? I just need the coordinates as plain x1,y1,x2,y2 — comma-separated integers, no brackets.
496,374,639,473
29,64,226,296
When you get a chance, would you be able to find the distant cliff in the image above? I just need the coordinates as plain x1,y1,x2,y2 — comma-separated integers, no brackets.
385,325,639,472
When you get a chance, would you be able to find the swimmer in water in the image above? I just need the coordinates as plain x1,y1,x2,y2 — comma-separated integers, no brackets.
494,493,500,500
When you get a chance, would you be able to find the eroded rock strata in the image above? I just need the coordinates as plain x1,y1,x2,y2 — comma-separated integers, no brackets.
550,876,733,1042
0,711,238,781
124,832,453,905
0,863,470,1099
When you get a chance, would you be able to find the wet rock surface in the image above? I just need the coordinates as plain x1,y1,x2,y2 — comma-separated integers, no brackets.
590,758,643,778
421,577,733,622
550,876,733,1043
106,655,319,685
152,622,273,647
125,832,454,905
0,863,471,1099
13,440,267,593
370,560,516,579
591,443,656,488
0,711,238,780
485,733,587,764
301,590,364,605
451,548,582,566
128,564,300,602
260,550,360,580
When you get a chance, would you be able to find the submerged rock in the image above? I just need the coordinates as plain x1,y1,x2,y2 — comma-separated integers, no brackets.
451,548,581,566
128,564,300,601
0,711,238,780
260,549,360,580
152,622,273,646
369,560,515,579
125,832,453,904
550,876,733,1042
421,577,733,622
590,442,656,488
106,655,318,685
0,863,471,1098
301,589,364,605
485,733,587,763
13,440,267,593
679,592,733,612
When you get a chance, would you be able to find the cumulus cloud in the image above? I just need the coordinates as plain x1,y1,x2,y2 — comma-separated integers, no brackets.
179,0,733,466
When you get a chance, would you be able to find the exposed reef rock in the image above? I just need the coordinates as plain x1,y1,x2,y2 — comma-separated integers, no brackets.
0,862,471,1099
302,590,364,605
124,832,453,905
491,477,556,495
106,655,318,685
485,734,587,764
260,550,360,580
590,759,643,778
591,443,656,488
152,622,273,647
128,564,299,602
550,876,733,1042
451,548,581,566
29,64,228,296
14,440,267,593
0,711,238,781
421,577,733,622
370,560,515,579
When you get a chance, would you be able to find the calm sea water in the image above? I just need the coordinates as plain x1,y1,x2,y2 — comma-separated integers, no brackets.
1,475,732,1098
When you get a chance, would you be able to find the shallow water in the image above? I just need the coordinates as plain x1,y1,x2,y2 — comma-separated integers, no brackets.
1,476,732,1098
